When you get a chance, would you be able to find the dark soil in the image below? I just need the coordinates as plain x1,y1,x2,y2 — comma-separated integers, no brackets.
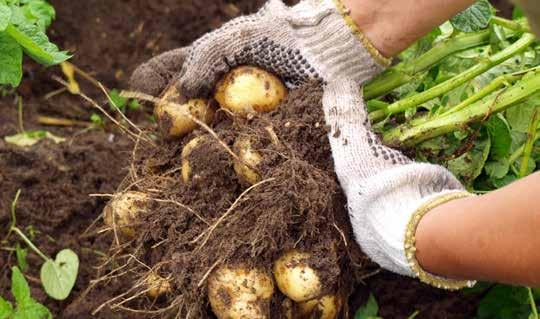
0,0,510,318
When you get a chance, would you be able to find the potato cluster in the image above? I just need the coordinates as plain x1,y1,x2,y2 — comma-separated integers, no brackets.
103,66,341,318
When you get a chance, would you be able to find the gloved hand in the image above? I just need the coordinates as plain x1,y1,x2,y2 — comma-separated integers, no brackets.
131,0,476,290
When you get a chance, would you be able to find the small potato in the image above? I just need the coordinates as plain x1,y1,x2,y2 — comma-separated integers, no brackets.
155,85,214,139
146,273,172,299
298,295,341,319
273,250,323,302
208,265,275,319
181,136,208,183
215,66,287,115
103,191,148,237
233,136,263,185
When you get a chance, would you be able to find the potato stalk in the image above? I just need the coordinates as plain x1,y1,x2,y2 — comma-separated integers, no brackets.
370,33,536,122
364,30,492,99
519,107,540,177
382,69,540,146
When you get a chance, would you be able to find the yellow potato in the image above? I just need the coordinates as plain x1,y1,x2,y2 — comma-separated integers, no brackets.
298,295,341,319
208,265,275,319
273,250,323,302
103,191,148,237
215,66,287,115
181,136,208,183
155,85,214,138
146,272,172,299
233,136,263,185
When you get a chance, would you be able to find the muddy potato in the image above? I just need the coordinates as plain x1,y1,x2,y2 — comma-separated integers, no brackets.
208,265,275,319
155,85,214,139
215,66,287,115
233,136,263,185
103,191,148,237
181,136,208,183
297,295,341,319
146,273,172,299
273,250,323,302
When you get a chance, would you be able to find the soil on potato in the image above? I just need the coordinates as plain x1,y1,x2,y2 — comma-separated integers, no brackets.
0,0,512,318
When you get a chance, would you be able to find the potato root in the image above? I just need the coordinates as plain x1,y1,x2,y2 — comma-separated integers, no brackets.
298,295,341,319
181,136,208,183
208,265,275,319
233,136,263,185
146,273,172,299
155,85,214,139
215,66,287,115
103,191,149,237
273,250,323,302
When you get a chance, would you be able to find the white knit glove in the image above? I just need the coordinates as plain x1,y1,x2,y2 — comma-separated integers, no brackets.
133,0,476,290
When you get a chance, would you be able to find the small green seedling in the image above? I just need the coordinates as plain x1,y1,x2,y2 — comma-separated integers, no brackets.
0,267,52,319
4,130,66,147
0,0,70,87
5,190,79,301
108,88,140,113
355,293,419,319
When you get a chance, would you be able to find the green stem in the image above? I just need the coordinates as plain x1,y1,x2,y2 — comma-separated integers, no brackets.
10,227,50,262
371,33,536,122
528,287,539,319
491,16,532,33
367,99,389,112
364,30,492,99
382,70,540,146
3,189,21,243
519,107,540,178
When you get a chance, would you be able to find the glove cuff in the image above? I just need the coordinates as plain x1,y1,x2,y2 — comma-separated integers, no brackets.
332,0,392,68
404,191,477,290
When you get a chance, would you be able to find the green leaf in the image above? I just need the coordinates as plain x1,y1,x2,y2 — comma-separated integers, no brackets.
485,158,510,179
15,243,28,272
5,23,70,66
355,294,380,319
486,114,511,160
25,1,55,31
0,2,11,31
4,130,66,147
507,100,538,133
108,89,128,112
451,0,493,32
0,297,14,319
477,285,531,319
13,300,51,319
11,267,30,305
448,131,491,185
0,32,23,86
40,249,79,300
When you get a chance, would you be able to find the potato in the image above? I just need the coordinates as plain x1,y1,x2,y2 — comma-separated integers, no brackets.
181,136,208,183
103,191,148,237
146,273,172,299
273,250,323,302
208,265,275,319
215,66,287,115
155,85,214,139
297,295,341,319
233,136,263,185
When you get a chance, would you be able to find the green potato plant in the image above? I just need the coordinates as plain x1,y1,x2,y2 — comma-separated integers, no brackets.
0,0,70,87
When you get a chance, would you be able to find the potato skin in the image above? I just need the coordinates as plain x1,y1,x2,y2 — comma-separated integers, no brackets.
215,66,287,115
103,191,148,237
297,295,341,319
233,137,262,185
155,85,214,139
208,265,275,319
181,136,208,183
146,273,172,299
273,250,323,302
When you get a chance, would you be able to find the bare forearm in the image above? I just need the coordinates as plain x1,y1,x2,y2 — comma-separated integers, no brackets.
342,0,475,57
416,172,540,287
